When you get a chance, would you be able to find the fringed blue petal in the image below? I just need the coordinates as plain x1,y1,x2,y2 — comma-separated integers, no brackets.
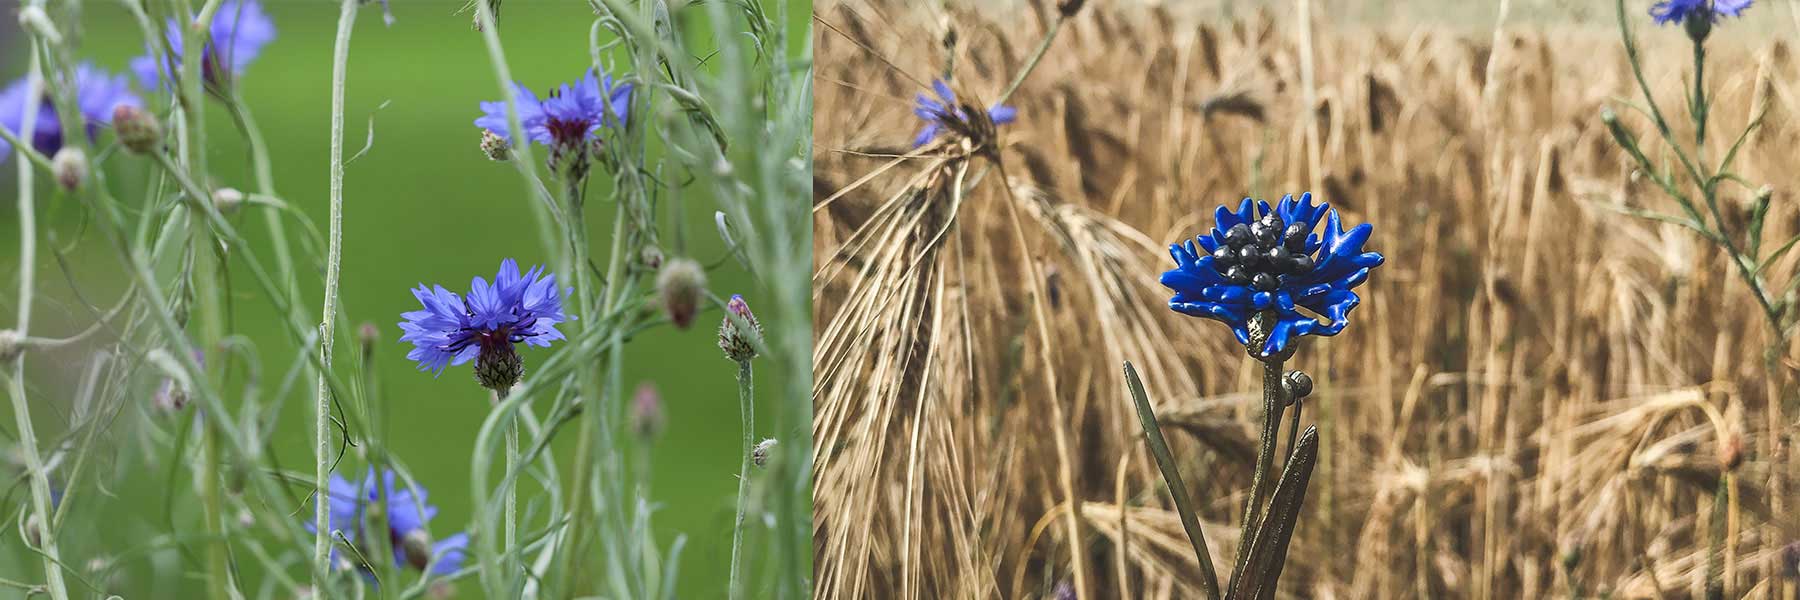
1161,192,1383,357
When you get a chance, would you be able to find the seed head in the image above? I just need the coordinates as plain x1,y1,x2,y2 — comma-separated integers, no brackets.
655,258,706,330
52,147,87,192
718,294,763,362
113,104,163,154
1719,434,1745,471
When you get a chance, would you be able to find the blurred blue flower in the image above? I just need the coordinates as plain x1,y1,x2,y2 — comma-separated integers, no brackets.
1650,0,1752,25
1160,193,1383,358
398,259,567,378
911,78,1016,148
130,0,276,89
311,468,469,574
0,64,142,160
474,70,632,150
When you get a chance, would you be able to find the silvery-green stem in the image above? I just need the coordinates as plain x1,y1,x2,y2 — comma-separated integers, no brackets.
498,386,518,587
728,359,754,600
316,0,359,586
1231,311,1287,584
6,46,67,600
6,36,71,598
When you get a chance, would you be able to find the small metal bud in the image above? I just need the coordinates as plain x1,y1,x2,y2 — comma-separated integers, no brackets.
655,258,707,330
113,104,163,155
52,148,86,192
212,187,244,213
479,129,510,161
718,294,763,363
752,438,778,467
1283,370,1314,402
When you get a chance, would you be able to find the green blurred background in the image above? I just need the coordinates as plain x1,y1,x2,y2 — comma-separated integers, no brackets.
0,0,808,596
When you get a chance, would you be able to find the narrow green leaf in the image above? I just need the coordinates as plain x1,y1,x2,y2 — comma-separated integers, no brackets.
1232,426,1319,600
1125,361,1221,599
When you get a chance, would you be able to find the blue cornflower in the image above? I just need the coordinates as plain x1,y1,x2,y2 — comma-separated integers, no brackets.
130,0,276,90
311,469,470,575
912,78,1016,148
0,64,142,161
1650,0,1752,25
398,259,567,390
474,70,632,168
1160,193,1384,358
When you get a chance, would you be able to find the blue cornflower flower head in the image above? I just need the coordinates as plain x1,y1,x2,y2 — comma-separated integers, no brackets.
130,0,276,90
310,469,470,574
1160,193,1384,358
398,258,567,390
474,70,632,173
1650,0,1751,30
912,78,1016,149
0,64,142,161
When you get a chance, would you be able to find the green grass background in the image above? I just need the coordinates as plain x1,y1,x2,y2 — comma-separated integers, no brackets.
0,0,808,596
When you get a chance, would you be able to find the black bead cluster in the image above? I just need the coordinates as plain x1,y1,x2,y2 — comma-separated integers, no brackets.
1209,212,1316,291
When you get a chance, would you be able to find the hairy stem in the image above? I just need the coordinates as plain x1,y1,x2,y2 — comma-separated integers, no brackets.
314,0,359,586
729,360,755,600
6,46,67,600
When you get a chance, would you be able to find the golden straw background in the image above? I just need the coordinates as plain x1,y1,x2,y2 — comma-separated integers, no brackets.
813,1,1799,597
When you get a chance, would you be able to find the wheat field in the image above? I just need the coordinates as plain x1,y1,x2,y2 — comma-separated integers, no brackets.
813,1,1799,598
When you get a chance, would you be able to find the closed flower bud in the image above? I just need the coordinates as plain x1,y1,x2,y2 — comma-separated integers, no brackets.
479,129,509,161
655,258,706,329
113,104,162,154
752,438,778,467
639,245,664,270
0,329,21,363
357,321,380,346
400,529,434,571
213,187,244,213
23,514,42,547
1719,434,1744,471
52,147,86,192
631,382,664,440
17,5,61,45
1283,370,1314,403
718,294,763,362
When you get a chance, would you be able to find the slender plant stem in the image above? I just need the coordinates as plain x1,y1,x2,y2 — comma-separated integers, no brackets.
1692,37,1707,150
7,44,70,600
498,386,518,588
1232,312,1287,584
1285,396,1303,461
315,0,359,586
728,360,755,600
1124,362,1221,599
